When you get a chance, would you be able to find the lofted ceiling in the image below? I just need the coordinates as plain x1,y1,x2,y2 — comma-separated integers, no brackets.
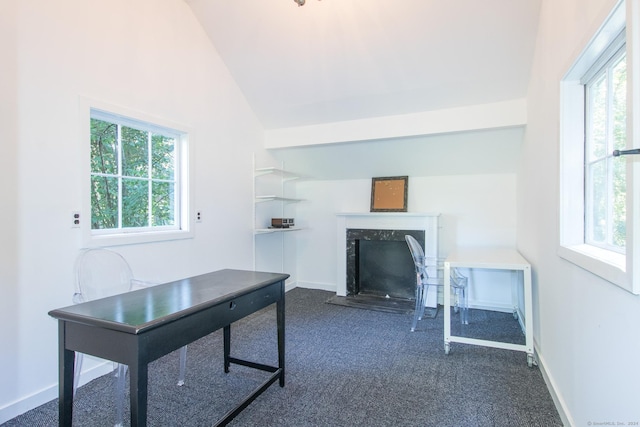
185,0,541,131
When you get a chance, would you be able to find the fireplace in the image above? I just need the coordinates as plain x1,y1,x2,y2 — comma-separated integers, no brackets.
346,228,424,300
332,213,440,313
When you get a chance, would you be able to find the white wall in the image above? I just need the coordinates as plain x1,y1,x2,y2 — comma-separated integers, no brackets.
0,1,21,420
272,129,520,309
291,175,517,307
265,99,527,148
0,0,268,422
521,0,640,424
252,151,300,285
10,0,640,424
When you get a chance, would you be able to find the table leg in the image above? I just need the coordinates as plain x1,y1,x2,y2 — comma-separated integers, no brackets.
58,321,74,427
523,265,535,366
277,293,285,387
511,270,519,319
223,325,231,373
443,262,451,354
129,361,148,427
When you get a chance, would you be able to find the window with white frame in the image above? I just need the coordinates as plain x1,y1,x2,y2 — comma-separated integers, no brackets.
584,39,627,253
83,105,193,246
559,0,639,294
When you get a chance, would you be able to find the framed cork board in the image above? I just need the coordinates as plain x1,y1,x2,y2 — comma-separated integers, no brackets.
370,176,408,212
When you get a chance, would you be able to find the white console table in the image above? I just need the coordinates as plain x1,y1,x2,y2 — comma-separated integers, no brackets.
443,247,534,367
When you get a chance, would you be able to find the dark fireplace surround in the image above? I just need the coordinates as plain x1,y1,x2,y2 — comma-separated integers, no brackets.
346,228,425,303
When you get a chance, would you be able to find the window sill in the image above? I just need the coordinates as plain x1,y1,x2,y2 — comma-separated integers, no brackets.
84,229,194,247
558,244,626,286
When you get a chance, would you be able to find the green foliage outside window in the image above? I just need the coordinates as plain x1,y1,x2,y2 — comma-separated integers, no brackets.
585,51,626,251
90,117,177,231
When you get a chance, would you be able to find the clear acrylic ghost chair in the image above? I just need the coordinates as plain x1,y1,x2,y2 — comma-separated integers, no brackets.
405,235,469,332
72,248,188,427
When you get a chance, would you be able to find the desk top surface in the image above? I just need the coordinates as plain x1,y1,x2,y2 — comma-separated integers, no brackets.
49,269,289,334
445,247,530,270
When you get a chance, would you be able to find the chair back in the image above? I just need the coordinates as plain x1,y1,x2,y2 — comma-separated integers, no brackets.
405,235,426,275
74,249,134,303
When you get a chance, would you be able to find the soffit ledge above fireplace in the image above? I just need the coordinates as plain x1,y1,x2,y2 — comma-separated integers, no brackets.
336,212,440,217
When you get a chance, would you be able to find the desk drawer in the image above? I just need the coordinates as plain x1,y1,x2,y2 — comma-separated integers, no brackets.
222,282,281,321
141,281,283,362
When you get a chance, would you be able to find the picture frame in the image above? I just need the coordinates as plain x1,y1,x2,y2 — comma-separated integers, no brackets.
370,176,408,212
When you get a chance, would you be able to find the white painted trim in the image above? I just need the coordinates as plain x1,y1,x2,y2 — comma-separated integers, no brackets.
0,362,112,424
295,281,337,293
627,0,640,295
297,281,517,315
558,0,637,294
78,96,196,248
284,280,298,293
535,341,574,427
558,244,627,287
3,279,299,424
468,301,514,313
265,99,527,148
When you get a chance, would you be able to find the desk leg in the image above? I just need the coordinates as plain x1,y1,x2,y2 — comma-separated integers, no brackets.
510,270,519,320
58,321,74,427
443,263,451,355
129,362,148,427
223,325,231,373
277,294,285,387
523,265,535,367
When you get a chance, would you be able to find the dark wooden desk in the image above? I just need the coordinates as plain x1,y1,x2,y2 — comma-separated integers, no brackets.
48,269,288,426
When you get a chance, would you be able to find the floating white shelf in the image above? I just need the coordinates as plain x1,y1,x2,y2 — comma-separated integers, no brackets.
254,227,302,235
252,158,303,278
255,195,303,203
254,167,299,182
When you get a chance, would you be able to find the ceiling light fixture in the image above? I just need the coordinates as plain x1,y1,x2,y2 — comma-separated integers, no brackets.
293,0,321,6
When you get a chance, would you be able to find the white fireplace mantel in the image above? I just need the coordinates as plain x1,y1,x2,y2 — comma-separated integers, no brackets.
335,212,440,296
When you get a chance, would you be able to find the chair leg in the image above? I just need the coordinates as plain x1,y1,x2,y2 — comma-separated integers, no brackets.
177,345,187,386
411,284,423,332
459,287,469,325
418,285,427,320
73,352,83,397
452,285,459,313
114,364,127,427
75,352,126,426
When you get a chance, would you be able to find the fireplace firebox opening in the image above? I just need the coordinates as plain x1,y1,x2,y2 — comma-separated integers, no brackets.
332,228,425,313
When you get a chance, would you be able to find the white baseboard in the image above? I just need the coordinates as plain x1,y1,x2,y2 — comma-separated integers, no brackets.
1,280,312,424
4,284,554,426
534,341,573,426
0,386,58,425
468,301,514,313
292,282,514,315
0,361,112,424
284,280,297,293
294,281,337,293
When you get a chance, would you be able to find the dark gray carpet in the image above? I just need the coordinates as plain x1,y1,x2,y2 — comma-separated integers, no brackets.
2,288,562,426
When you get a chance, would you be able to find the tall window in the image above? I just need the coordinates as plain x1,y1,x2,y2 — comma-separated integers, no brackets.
559,0,639,294
86,107,191,244
584,45,627,253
